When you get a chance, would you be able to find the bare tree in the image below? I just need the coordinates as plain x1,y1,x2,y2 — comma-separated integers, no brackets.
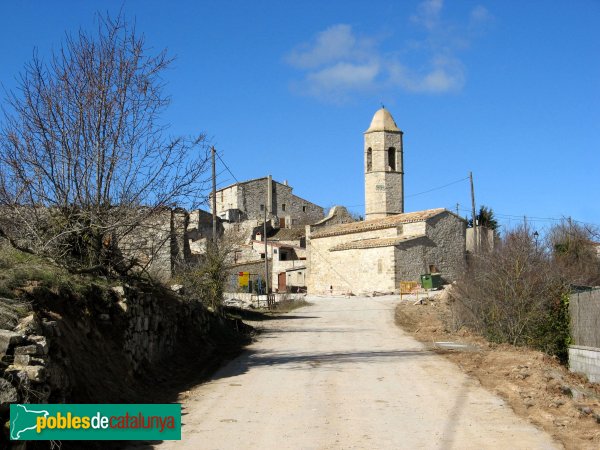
450,225,571,361
0,13,210,274
548,219,600,286
176,230,246,312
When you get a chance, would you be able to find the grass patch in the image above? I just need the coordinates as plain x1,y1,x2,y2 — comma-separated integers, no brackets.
224,299,311,322
273,299,311,313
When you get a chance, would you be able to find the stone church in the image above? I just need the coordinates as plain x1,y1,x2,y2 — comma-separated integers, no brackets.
306,108,466,295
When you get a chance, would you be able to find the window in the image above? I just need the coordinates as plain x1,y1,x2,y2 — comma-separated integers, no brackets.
260,204,264,211
282,203,286,211
367,148,372,172
302,205,306,213
388,147,396,171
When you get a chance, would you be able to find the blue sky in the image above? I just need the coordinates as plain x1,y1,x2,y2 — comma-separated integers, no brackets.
1,1,599,232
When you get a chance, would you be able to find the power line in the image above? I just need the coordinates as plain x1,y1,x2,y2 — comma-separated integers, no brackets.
215,151,239,184
454,207,597,227
344,176,469,208
405,176,469,199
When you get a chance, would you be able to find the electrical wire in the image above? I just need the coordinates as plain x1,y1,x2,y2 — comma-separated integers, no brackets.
215,151,239,184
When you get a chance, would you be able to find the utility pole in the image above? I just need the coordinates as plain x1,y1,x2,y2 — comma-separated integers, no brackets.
211,146,217,243
264,178,270,297
456,203,459,216
470,171,477,254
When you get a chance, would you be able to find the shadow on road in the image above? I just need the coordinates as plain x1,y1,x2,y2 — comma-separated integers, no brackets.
207,348,434,380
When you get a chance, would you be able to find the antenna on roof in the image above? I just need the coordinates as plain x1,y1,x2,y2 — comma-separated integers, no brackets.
381,102,385,109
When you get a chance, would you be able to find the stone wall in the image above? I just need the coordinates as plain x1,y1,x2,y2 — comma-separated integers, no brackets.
570,289,600,348
311,206,356,232
394,212,466,284
112,285,216,373
117,210,174,282
213,177,324,225
421,211,466,282
569,289,600,382
307,225,397,295
0,283,244,419
568,345,600,383
466,226,496,253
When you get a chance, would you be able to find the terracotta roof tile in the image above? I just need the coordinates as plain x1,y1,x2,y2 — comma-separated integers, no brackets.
269,227,306,241
329,234,425,251
310,208,447,239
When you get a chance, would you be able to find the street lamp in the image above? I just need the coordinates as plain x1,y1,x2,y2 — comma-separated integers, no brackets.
533,230,539,250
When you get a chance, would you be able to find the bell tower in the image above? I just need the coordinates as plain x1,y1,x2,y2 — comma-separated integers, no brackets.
364,107,404,220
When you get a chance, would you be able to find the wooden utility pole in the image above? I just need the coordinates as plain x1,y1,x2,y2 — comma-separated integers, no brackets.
211,146,217,243
264,179,270,297
470,171,477,254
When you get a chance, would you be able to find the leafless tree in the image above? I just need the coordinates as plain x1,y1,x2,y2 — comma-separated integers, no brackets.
176,230,246,312
547,219,600,286
450,225,571,361
0,13,210,274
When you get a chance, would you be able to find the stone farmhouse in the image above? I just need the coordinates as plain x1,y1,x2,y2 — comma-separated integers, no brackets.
211,175,324,227
210,177,341,293
306,108,467,295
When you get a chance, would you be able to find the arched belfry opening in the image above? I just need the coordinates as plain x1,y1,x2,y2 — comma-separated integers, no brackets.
388,147,396,171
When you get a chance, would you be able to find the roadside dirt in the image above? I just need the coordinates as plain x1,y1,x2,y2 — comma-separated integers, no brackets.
395,290,600,450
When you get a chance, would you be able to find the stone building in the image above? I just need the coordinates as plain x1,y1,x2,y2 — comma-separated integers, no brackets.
306,209,466,295
306,108,466,295
210,176,324,227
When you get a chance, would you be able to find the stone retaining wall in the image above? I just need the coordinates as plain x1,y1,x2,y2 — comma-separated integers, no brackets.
0,283,237,428
568,345,600,383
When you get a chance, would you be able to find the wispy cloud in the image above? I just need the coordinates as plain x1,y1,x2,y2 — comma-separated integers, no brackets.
285,24,374,69
285,1,491,102
410,0,443,31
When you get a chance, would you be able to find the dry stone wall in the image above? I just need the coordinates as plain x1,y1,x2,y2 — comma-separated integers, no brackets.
0,282,243,435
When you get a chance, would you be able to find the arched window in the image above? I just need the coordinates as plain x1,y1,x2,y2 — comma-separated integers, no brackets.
367,148,372,172
388,147,396,171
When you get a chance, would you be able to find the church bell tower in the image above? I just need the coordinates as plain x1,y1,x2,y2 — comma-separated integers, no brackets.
364,107,404,221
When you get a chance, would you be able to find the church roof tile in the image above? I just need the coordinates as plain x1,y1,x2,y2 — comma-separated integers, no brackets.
310,208,447,239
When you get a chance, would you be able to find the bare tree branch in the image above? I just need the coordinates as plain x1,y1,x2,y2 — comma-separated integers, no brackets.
0,12,211,275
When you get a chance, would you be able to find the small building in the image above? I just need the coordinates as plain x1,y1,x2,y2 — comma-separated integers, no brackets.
286,266,307,293
466,226,496,253
210,176,324,227
307,208,466,295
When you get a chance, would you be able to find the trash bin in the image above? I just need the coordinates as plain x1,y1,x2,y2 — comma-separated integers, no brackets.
420,273,443,290
420,274,432,289
430,273,443,289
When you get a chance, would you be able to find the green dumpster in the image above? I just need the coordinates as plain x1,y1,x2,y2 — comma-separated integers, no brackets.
420,273,443,290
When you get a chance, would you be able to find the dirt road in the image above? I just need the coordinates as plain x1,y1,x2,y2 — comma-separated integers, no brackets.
155,296,559,449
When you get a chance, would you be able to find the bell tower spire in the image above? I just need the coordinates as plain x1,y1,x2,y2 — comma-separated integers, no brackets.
364,107,404,220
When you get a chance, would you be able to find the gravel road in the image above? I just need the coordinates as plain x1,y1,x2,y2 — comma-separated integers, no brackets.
154,296,559,449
